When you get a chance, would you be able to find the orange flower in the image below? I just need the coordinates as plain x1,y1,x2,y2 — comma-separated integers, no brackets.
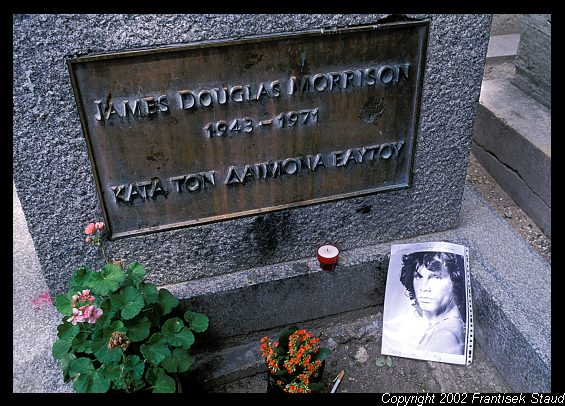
84,223,96,235
261,327,331,393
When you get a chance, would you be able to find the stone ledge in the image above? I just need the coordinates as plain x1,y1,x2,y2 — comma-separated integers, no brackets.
486,34,520,61
473,79,551,236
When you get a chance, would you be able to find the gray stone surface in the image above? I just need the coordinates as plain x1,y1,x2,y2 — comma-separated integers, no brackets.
13,184,73,393
512,14,551,108
13,14,492,296
490,14,524,35
486,34,520,61
472,79,551,236
164,250,387,340
457,187,550,392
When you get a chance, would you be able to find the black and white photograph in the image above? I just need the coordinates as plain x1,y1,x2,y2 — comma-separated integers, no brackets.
381,242,473,365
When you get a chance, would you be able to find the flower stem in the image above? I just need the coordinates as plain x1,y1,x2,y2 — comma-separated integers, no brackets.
100,243,111,264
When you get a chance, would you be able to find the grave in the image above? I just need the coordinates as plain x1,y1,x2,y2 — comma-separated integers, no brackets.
13,14,550,392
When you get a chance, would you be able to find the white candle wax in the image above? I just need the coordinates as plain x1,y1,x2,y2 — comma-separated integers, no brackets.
318,244,339,258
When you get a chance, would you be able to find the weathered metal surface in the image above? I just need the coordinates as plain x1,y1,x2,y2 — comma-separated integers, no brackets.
67,20,429,238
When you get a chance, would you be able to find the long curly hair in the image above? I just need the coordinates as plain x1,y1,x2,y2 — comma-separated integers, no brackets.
399,251,466,323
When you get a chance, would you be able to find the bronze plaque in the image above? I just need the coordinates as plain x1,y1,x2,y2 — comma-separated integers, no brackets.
68,21,428,238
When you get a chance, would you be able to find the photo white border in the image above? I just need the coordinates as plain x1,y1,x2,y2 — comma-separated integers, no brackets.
381,241,472,365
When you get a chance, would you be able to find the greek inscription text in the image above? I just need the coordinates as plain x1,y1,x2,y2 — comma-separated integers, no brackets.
110,178,168,203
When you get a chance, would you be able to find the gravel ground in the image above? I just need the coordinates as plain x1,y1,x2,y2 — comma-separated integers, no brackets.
208,308,511,394
466,152,551,264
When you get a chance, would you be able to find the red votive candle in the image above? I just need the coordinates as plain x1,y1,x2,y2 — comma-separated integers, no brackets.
317,244,339,271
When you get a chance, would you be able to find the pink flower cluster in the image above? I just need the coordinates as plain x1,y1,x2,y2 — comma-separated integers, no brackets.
84,221,105,243
67,289,103,325
71,289,95,306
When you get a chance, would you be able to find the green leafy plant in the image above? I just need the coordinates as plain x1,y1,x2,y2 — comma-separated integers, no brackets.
375,355,393,367
51,221,209,393
260,325,332,393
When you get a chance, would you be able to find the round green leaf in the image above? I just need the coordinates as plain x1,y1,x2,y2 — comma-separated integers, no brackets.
158,288,179,315
72,362,110,393
91,336,122,364
100,362,121,385
176,327,194,349
89,264,125,296
57,322,80,340
145,366,161,386
52,336,73,359
69,357,94,377
90,322,125,363
53,323,80,358
106,320,126,335
69,265,94,292
60,353,76,383
55,292,74,316
98,299,117,325
127,262,145,284
140,333,171,366
152,373,176,393
162,318,195,348
120,286,145,320
139,282,159,305
162,317,183,333
124,315,151,342
71,332,92,354
124,355,145,381
161,348,195,373
184,311,209,333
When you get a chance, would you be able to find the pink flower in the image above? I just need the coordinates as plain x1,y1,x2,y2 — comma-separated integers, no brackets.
84,223,96,235
71,290,95,308
80,305,93,318
95,222,105,231
87,307,103,323
70,307,101,325
67,308,85,325
77,289,95,303
85,237,92,242
78,305,103,324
